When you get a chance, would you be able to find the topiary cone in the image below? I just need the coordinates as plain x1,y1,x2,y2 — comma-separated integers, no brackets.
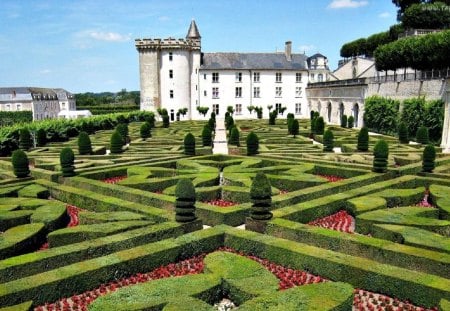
78,131,92,155
246,131,259,156
323,129,334,152
372,139,389,173
140,122,151,140
110,131,124,154
175,178,197,222
60,147,75,177
202,125,212,147
250,172,272,220
11,149,30,178
229,126,240,146
184,132,196,155
422,144,436,173
19,128,32,151
357,127,369,151
398,122,408,144
416,126,429,144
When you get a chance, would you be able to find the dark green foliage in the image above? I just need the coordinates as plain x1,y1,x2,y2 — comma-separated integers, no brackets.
250,172,272,220
287,113,294,120
77,132,92,155
184,133,196,156
363,96,400,135
402,2,450,29
416,126,429,144
278,106,287,115
398,123,409,144
291,119,299,138
0,111,32,126
341,115,348,128
287,118,294,135
224,112,230,119
268,110,277,125
162,115,170,128
19,128,32,151
373,140,389,173
422,144,436,173
425,100,445,143
208,118,215,131
116,115,127,124
116,123,129,143
323,129,334,152
227,106,234,114
144,113,155,128
310,110,315,120
347,116,354,129
254,106,263,119
202,125,212,147
229,126,240,146
357,127,369,151
196,106,209,117
36,128,47,147
110,131,124,154
175,178,197,222
210,112,216,120
11,149,30,178
401,97,426,139
140,122,151,140
225,115,234,130
60,147,75,177
246,131,259,156
315,117,325,135
310,116,316,135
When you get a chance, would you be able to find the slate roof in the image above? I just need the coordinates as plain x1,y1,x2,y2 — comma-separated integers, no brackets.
186,20,201,39
201,53,309,70
0,87,70,102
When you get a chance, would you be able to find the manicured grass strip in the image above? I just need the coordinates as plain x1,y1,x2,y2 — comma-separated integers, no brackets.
0,223,46,260
430,184,450,220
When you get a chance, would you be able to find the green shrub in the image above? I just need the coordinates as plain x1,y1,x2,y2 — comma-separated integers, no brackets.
110,131,124,154
341,115,348,128
140,122,151,140
162,115,170,128
291,119,299,138
11,149,30,178
175,178,197,222
225,115,234,130
347,116,354,129
246,132,259,156
422,145,436,173
144,113,155,128
357,127,369,151
363,96,399,135
202,125,212,147
315,117,325,135
78,131,92,155
116,123,129,143
208,118,215,131
254,107,263,119
250,172,272,220
116,115,127,124
323,129,334,152
310,117,316,135
373,140,389,173
398,122,409,144
36,128,47,147
416,126,429,144
269,110,277,125
19,128,32,151
184,133,196,156
229,126,240,146
60,147,75,177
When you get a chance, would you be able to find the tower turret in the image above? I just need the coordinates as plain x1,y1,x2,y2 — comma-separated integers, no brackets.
186,20,201,40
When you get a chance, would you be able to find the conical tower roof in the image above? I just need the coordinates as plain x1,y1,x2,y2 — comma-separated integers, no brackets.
186,20,201,39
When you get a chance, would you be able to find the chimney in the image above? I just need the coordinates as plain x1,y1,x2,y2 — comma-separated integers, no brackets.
285,41,292,61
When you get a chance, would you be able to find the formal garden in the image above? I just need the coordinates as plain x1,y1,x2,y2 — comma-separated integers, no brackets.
0,110,449,311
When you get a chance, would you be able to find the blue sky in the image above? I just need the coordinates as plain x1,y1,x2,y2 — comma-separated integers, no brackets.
0,0,397,93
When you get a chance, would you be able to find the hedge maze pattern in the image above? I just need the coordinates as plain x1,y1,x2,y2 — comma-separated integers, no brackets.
0,117,449,310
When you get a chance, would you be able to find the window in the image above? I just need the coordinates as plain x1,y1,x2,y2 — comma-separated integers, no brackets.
253,72,260,82
235,104,242,115
169,52,173,61
295,87,302,97
275,103,282,113
204,90,207,97
235,87,242,98
275,72,282,82
296,72,302,83
295,103,301,115
204,74,207,80
318,74,324,82
310,73,315,81
170,90,174,98
169,70,173,79
212,72,219,83
213,104,219,115
235,72,242,82
212,87,219,98
275,87,282,97
253,87,260,98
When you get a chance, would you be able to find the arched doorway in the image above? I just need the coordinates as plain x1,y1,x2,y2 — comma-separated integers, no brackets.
327,102,332,122
339,103,344,121
353,103,359,127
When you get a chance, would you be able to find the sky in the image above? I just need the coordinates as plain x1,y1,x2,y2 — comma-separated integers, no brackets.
0,0,398,93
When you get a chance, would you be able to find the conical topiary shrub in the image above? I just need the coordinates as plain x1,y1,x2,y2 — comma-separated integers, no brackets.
416,126,429,144
315,117,325,135
175,178,197,222
162,115,170,128
229,126,240,146
357,127,369,151
398,122,409,144
184,132,196,156
323,129,334,152
347,116,354,129
11,149,30,178
341,115,348,128
373,139,389,173
110,130,124,154
208,118,216,132
250,172,273,221
268,110,277,125
19,128,32,150
36,128,47,147
422,144,436,173
202,125,212,147
78,131,92,155
116,123,129,144
246,131,259,156
60,147,75,177
291,119,299,138
140,122,151,140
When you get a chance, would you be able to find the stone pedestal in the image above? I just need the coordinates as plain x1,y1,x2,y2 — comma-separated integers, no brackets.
245,217,269,234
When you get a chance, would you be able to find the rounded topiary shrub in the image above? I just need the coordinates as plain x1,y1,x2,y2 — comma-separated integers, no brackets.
184,132,196,156
162,115,170,128
269,110,277,125
291,119,299,138
140,122,151,140
398,122,409,144
357,127,369,151
229,126,240,146
416,126,429,144
347,116,354,129
373,139,389,173
116,123,129,143
323,129,334,152
250,172,272,221
422,144,436,173
175,178,197,222
144,114,155,128
11,149,30,178
19,128,32,150
110,131,124,154
315,117,325,135
341,115,348,128
78,131,92,155
36,128,47,147
246,131,259,156
60,147,75,177
202,125,212,147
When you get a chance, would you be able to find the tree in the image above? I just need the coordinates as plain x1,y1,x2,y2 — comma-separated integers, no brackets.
60,147,75,177
110,131,124,154
315,117,325,135
225,115,234,130
145,113,155,128
287,114,295,135
402,2,450,29
197,106,209,117
208,118,216,131
247,105,255,115
175,178,197,222
178,108,188,119
246,132,259,156
116,123,129,143
19,128,32,151
323,129,334,152
278,106,287,116
268,110,277,125
140,122,151,140
184,133,196,156
78,131,92,155
391,0,450,20
341,115,348,128
11,149,30,178
254,106,263,119
36,128,47,147
357,127,369,151
162,115,170,128
347,116,354,129
202,125,212,147
416,126,429,144
422,144,436,173
398,122,409,144
229,126,240,146
227,106,235,115
250,172,273,221
373,140,389,173
267,105,273,112
291,119,299,138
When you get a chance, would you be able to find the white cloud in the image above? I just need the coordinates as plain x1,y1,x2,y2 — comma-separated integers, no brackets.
378,12,391,18
88,31,131,42
40,69,51,74
298,44,316,53
327,0,369,9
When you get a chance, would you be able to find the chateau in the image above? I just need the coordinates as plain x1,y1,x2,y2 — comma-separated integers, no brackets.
135,20,331,121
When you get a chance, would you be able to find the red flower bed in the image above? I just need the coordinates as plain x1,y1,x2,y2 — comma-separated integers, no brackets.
101,176,127,184
153,190,163,194
308,210,355,233
353,289,437,311
203,199,237,207
317,174,346,182
279,190,289,195
416,190,435,208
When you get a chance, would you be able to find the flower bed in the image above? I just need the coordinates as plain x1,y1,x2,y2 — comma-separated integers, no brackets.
308,210,355,233
101,176,127,184
317,174,346,182
416,191,434,208
203,199,237,208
